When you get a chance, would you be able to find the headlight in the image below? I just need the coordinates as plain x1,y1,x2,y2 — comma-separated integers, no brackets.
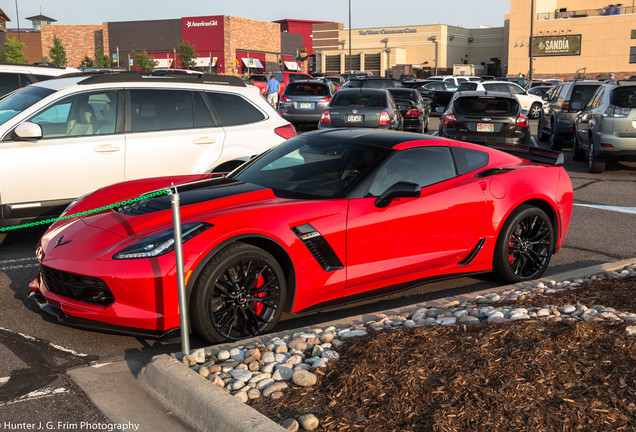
113,222,213,260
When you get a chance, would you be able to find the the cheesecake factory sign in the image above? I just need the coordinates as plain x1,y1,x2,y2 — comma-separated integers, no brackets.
533,35,581,56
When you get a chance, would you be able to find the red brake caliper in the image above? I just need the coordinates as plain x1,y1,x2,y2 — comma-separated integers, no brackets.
253,272,266,315
508,234,516,264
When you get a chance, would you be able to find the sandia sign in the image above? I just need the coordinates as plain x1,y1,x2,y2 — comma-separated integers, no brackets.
533,35,581,56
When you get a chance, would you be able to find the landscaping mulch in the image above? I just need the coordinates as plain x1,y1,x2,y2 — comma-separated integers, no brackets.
251,276,636,431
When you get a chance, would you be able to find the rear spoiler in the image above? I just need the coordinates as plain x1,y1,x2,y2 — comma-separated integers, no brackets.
485,143,564,166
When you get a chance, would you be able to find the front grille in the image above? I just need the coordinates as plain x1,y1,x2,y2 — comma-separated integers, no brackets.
40,266,115,306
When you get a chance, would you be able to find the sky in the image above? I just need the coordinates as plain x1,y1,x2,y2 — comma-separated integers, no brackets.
6,0,510,30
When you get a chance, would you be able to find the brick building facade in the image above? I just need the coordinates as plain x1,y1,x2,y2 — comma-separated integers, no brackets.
40,24,106,68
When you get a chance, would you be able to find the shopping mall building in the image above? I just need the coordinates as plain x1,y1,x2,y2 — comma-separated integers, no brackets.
1,0,636,79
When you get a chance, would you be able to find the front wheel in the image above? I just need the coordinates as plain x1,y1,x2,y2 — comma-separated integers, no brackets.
493,206,554,283
587,140,605,173
191,242,286,343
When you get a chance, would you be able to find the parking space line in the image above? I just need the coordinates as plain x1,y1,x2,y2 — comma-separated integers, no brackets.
0,387,69,407
0,257,37,264
574,203,636,215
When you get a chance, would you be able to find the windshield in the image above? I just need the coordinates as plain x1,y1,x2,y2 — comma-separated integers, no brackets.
388,89,418,102
454,96,519,116
232,135,391,198
331,91,387,107
0,86,55,126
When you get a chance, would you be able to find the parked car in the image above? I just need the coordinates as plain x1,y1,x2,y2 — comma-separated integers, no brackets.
402,79,458,113
278,80,338,126
321,75,346,88
457,80,544,119
537,80,602,149
340,71,373,82
318,88,403,130
438,91,531,146
398,73,417,82
30,128,573,342
525,80,554,89
387,88,430,133
0,72,296,228
249,72,315,97
572,80,636,173
341,76,401,89
527,85,554,99
497,76,530,89
428,75,480,86
0,63,79,97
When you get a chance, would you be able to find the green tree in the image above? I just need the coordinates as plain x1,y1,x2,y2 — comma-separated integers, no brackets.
94,46,110,68
48,35,67,67
79,56,94,69
178,41,198,69
133,50,158,71
0,38,28,63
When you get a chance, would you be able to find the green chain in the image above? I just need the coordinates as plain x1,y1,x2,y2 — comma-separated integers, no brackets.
0,189,172,232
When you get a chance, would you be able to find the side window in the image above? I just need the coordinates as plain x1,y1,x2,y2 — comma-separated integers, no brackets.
193,92,216,128
368,147,457,196
29,90,118,138
0,73,22,96
450,147,489,175
130,89,194,132
444,82,458,91
206,92,265,126
508,84,524,95
554,85,565,103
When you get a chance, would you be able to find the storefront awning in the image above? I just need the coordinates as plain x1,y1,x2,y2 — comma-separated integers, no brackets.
195,57,218,67
241,58,263,68
284,61,300,71
156,58,173,68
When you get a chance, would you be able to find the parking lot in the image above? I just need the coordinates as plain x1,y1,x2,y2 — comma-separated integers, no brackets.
0,115,635,427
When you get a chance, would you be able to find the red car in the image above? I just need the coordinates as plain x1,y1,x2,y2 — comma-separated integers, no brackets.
30,130,573,342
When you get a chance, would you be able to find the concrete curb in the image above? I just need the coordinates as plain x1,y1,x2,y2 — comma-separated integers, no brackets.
138,258,636,432
138,355,285,432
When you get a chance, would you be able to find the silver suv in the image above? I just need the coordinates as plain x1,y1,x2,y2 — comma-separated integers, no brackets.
0,72,295,227
538,79,602,150
572,81,636,173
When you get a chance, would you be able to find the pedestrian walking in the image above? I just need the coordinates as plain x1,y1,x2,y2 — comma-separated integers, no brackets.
265,74,280,109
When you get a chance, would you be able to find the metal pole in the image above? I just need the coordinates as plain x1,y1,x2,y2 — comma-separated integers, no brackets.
529,0,535,82
348,0,352,73
170,186,190,355
14,0,21,41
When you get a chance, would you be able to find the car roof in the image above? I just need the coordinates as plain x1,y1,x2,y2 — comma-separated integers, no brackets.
303,128,442,149
454,90,518,100
336,88,389,94
0,63,79,75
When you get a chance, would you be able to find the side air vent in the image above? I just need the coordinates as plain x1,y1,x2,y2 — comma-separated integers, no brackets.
475,168,514,178
458,238,486,265
291,224,343,272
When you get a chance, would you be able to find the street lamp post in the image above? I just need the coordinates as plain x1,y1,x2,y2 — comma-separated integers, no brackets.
428,36,438,76
348,0,352,73
529,0,535,81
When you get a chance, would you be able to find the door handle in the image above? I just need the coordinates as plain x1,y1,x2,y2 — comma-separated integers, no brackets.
94,144,120,153
194,137,216,145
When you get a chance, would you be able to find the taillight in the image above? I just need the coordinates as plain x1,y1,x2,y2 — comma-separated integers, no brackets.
280,96,291,102
516,112,529,128
604,105,631,118
562,100,570,112
274,124,297,139
320,96,332,102
443,110,456,125
320,110,331,124
379,111,391,125
405,108,420,117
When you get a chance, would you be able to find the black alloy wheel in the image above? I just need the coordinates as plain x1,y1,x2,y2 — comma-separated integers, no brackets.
493,206,554,282
191,242,286,342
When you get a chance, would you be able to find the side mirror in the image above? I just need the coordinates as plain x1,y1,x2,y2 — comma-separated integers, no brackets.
14,122,43,140
374,181,421,208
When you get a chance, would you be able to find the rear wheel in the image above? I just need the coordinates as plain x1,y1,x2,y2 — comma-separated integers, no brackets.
549,124,562,151
529,103,542,119
191,242,286,343
587,140,605,173
537,116,549,142
493,206,554,283
572,132,586,161
424,117,429,133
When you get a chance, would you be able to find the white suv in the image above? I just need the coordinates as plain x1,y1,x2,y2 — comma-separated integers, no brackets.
0,72,296,227
0,63,79,97
457,80,545,119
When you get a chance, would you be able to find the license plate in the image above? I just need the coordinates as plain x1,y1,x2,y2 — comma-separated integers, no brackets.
477,123,494,132
346,114,363,123
299,102,313,109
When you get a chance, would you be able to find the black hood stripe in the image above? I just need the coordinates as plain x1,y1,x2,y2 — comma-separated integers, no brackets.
116,177,267,216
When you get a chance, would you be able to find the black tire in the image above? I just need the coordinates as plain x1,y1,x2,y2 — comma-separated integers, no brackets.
529,103,542,119
572,132,586,161
424,118,429,133
493,206,554,283
549,127,562,151
537,116,549,142
587,139,605,173
191,242,286,343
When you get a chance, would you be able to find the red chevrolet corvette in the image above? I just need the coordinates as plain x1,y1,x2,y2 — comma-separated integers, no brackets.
30,129,573,342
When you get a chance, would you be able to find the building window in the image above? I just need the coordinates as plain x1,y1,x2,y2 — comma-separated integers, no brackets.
630,47,636,64
631,30,636,39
